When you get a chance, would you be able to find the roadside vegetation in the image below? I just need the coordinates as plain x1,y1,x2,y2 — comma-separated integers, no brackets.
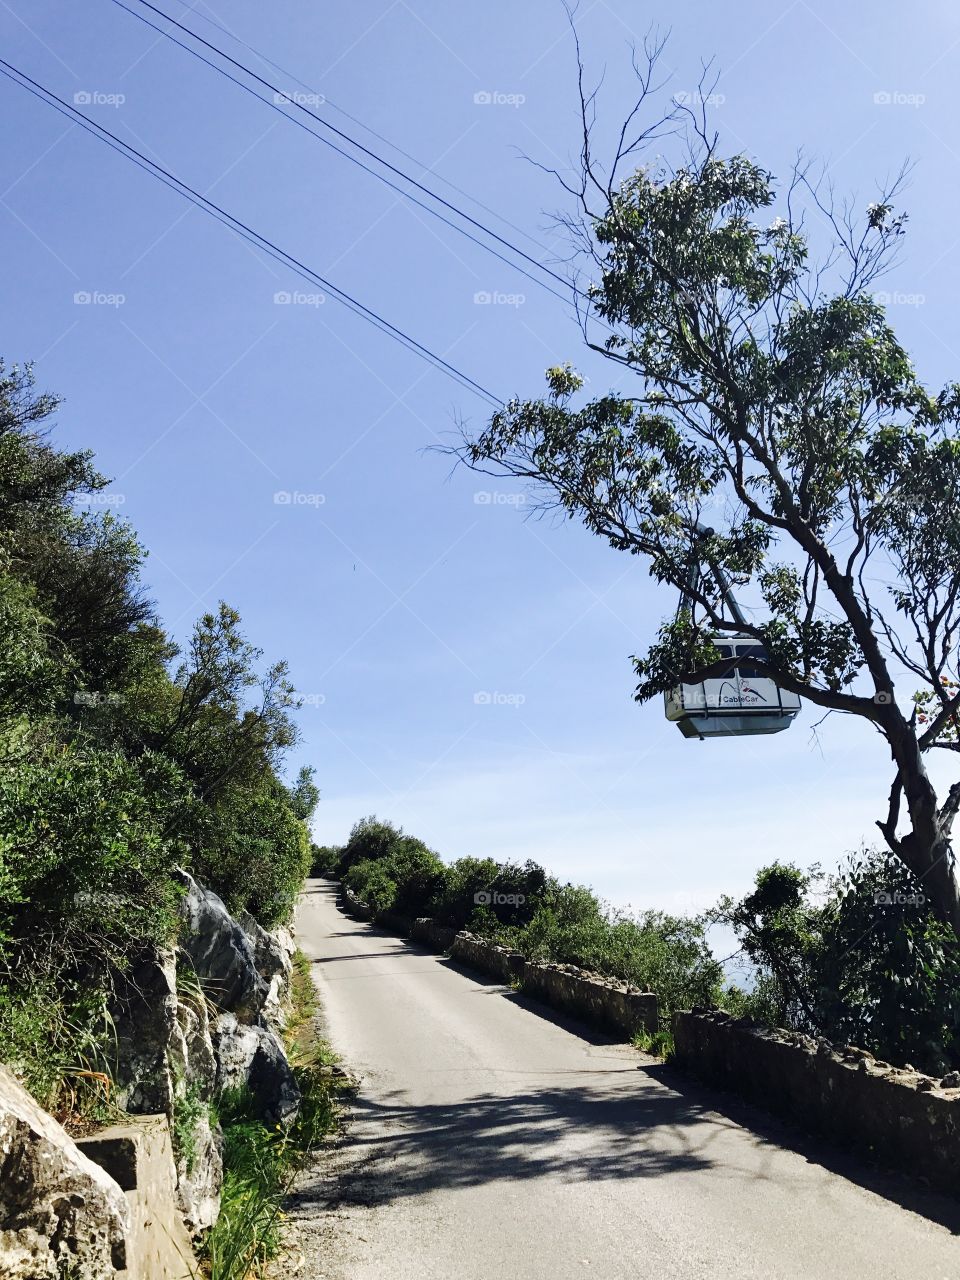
199,948,351,1280
323,817,729,1019
325,817,960,1074
0,359,316,1111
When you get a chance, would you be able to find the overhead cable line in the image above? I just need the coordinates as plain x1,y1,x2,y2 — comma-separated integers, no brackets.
0,57,504,408
181,4,558,260
113,0,582,303
108,0,574,309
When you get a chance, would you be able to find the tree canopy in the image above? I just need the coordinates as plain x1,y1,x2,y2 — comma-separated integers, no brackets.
459,72,960,933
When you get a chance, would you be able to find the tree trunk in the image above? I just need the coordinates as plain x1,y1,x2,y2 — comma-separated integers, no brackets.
885,715,960,938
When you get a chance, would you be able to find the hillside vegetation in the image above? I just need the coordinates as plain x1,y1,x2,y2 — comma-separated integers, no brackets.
321,818,960,1073
0,361,316,1107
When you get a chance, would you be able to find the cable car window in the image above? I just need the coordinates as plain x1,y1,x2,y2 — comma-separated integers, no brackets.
735,646,769,679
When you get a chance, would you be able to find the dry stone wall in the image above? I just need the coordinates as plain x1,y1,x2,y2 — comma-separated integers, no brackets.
522,962,658,1037
672,1010,960,1194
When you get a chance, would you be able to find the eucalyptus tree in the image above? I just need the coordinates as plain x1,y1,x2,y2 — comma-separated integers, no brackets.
459,65,960,933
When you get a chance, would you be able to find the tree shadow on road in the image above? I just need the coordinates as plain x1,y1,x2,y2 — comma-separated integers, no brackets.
290,1065,960,1235
291,1078,722,1212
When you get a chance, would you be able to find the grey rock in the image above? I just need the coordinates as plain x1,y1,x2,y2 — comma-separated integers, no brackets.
170,998,222,1234
174,1108,223,1236
111,947,181,1115
0,1066,130,1279
110,946,222,1232
212,1012,301,1125
237,911,294,1032
175,871,269,1021
940,1070,960,1089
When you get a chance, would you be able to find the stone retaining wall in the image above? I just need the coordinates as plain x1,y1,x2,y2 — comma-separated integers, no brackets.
341,887,373,921
449,932,525,982
410,918,459,951
376,910,414,936
672,1010,960,1195
522,962,658,1037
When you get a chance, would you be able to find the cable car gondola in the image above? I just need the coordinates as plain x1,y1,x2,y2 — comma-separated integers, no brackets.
664,634,801,738
663,527,801,740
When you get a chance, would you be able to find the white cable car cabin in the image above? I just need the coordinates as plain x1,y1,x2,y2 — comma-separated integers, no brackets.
664,635,801,739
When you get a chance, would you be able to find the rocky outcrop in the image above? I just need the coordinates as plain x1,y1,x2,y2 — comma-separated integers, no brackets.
175,872,270,1022
108,873,300,1235
111,948,182,1116
110,945,223,1234
237,911,294,1032
672,1010,960,1194
177,873,301,1125
212,1013,300,1124
0,1066,130,1280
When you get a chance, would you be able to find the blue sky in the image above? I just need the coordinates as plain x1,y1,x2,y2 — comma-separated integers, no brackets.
3,0,959,918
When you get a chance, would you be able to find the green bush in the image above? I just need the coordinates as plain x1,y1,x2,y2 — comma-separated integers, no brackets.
0,737,184,970
200,779,311,927
340,822,725,1017
309,843,342,877
338,815,404,871
0,361,318,1104
343,836,445,918
713,850,960,1073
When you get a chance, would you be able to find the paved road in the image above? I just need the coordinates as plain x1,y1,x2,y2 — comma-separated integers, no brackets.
289,880,960,1280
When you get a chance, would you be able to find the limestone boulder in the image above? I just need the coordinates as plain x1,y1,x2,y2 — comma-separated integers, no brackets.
212,1013,300,1125
237,911,294,1031
175,871,269,1021
0,1066,130,1280
111,948,181,1115
109,947,222,1233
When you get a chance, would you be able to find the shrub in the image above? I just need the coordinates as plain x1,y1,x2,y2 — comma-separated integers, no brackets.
310,844,341,877
344,858,398,915
343,837,446,918
714,850,960,1072
339,815,404,871
0,738,184,972
201,780,311,927
340,820,724,1018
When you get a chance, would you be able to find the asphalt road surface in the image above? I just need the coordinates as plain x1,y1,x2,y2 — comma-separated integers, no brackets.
288,879,960,1280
